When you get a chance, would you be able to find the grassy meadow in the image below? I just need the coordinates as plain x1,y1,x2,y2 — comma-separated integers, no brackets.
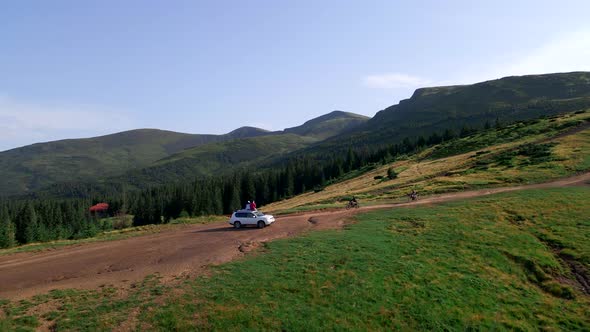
265,110,590,214
1,187,588,331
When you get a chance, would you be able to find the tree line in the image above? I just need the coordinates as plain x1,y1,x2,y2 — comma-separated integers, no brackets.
0,122,485,248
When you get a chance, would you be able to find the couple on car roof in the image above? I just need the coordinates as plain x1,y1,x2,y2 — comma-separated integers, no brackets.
245,200,257,211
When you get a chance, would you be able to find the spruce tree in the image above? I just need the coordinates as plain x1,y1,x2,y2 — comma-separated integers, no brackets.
0,210,17,248
20,203,39,244
387,167,398,180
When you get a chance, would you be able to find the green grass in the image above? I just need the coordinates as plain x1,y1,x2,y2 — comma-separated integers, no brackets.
272,203,341,215
265,110,590,213
2,187,588,330
147,187,589,331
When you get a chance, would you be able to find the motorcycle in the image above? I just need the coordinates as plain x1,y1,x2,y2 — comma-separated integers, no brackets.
346,200,359,209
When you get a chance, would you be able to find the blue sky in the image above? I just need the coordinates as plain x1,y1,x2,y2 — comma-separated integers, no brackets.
1,0,590,151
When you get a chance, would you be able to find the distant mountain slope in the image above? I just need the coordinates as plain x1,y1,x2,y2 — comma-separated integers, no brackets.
1,111,368,197
117,134,315,188
0,128,268,197
225,126,271,139
104,111,369,189
370,71,590,130
284,111,369,140
304,72,590,155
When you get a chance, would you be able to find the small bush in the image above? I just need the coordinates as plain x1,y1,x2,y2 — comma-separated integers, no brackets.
313,186,325,193
387,167,398,179
373,175,384,180
113,216,133,230
541,281,575,299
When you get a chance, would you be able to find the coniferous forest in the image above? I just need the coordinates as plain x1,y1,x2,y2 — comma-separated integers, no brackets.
0,125,477,248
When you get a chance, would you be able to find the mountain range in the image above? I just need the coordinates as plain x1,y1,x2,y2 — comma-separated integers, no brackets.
0,111,368,196
1,72,589,198
301,71,590,156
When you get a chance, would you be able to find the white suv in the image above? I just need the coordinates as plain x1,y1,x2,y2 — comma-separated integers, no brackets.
229,210,275,229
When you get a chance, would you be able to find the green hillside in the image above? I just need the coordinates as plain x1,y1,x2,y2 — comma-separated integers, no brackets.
2,111,589,330
117,111,370,188
305,72,590,155
3,72,589,198
9,111,368,197
284,110,369,140
118,134,316,188
0,128,268,197
265,109,590,213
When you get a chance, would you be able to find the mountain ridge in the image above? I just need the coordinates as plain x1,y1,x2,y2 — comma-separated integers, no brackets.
0,111,369,196
284,111,369,139
296,71,590,158
3,71,590,198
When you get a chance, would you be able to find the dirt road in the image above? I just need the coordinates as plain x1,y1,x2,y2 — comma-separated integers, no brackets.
1,173,588,300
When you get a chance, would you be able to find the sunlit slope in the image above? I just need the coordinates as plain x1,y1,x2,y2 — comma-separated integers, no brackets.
300,72,590,157
265,110,590,212
284,110,369,140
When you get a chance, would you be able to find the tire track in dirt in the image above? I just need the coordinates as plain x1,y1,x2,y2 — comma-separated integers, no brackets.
0,172,588,300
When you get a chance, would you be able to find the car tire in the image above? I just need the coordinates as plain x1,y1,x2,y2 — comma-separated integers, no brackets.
257,220,265,229
234,221,241,229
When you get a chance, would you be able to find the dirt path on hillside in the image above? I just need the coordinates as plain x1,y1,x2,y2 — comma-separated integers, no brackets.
1,173,589,300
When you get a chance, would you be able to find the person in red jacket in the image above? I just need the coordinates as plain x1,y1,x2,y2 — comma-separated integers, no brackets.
250,200,257,211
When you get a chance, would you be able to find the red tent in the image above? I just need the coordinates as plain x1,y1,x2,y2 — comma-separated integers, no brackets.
89,203,109,213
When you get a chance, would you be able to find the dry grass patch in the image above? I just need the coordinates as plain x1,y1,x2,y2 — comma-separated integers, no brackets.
266,113,590,213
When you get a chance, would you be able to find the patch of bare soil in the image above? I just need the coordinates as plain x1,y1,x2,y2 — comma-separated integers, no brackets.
238,241,263,253
0,172,588,301
532,230,590,297
559,254,590,296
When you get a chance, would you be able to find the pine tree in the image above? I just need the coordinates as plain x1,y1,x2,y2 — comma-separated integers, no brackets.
18,203,39,244
442,128,456,141
387,167,398,180
460,125,472,138
284,166,295,197
241,174,256,203
0,210,17,248
228,183,241,213
345,148,355,172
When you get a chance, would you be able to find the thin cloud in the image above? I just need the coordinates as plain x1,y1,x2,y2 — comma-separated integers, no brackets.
362,73,433,89
454,28,590,85
0,96,136,151
502,29,590,76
